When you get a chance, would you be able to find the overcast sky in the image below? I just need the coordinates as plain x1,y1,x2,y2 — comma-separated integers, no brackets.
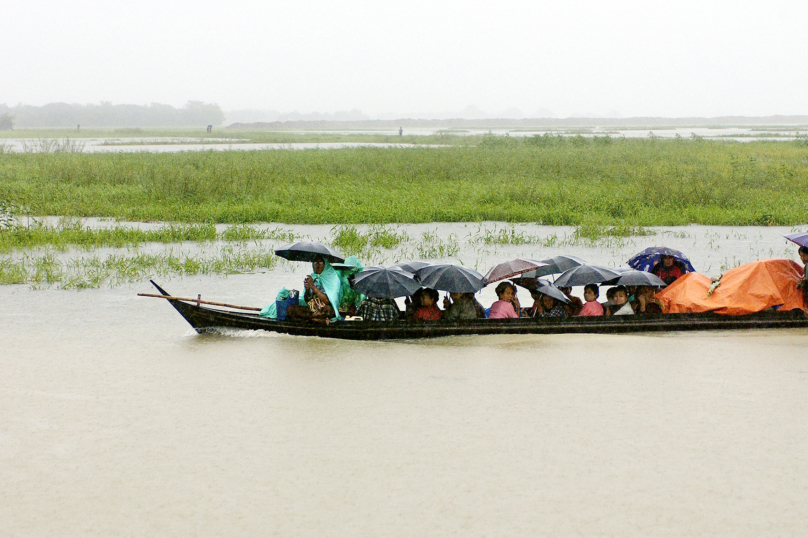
3,0,807,118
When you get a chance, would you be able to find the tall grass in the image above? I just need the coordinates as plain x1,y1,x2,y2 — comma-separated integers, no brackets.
1,137,807,225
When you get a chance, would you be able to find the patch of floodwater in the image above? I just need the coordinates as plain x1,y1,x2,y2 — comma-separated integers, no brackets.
0,137,446,153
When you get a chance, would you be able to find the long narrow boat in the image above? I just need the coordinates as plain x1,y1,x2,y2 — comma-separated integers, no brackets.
149,282,808,341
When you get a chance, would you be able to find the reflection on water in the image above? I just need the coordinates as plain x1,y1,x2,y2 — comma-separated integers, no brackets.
2,225,808,535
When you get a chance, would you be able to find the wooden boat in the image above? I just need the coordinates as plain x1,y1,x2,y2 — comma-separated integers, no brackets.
148,282,808,341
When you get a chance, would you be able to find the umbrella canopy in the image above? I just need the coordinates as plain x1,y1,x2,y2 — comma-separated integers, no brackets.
483,259,548,284
522,255,587,278
274,241,344,264
352,266,422,298
627,247,695,273
783,232,808,248
415,264,485,293
535,282,571,304
604,269,668,288
392,261,432,273
553,265,621,288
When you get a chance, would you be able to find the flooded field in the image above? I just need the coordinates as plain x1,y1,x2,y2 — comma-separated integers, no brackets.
1,125,806,154
2,223,808,536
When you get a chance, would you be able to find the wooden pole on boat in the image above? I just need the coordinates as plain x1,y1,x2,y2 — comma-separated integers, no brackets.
138,293,262,311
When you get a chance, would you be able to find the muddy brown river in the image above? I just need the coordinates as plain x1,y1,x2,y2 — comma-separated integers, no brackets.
2,224,807,536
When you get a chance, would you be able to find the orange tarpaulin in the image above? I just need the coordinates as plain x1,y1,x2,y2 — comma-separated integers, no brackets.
656,259,806,315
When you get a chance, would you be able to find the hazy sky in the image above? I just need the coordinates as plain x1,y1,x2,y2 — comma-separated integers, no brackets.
4,0,808,118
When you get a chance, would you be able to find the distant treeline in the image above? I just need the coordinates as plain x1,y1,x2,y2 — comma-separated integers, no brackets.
0,101,225,129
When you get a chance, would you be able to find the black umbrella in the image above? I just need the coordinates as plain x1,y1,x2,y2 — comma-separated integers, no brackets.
274,241,344,264
535,282,571,304
352,266,422,298
392,261,432,273
604,269,668,288
415,264,485,293
483,259,548,284
522,255,587,278
553,265,621,287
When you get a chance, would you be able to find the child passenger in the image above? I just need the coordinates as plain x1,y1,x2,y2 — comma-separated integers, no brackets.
610,286,634,316
578,284,604,316
489,282,520,319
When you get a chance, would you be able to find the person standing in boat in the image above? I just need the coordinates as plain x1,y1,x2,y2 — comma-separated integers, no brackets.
796,246,808,305
652,255,685,285
286,255,343,322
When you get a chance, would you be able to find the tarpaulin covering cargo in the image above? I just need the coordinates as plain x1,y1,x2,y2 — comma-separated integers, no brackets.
656,259,806,315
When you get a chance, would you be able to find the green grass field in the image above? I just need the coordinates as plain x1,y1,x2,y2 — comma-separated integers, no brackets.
1,135,807,227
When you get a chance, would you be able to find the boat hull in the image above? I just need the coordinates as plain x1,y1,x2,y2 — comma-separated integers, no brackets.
161,294,808,341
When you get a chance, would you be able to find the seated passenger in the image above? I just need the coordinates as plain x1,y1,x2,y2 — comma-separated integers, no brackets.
603,287,616,315
652,255,685,285
411,288,443,321
578,284,604,316
489,282,521,319
286,255,341,323
535,293,568,318
610,285,634,315
632,285,664,314
355,296,400,322
558,286,583,316
443,292,483,321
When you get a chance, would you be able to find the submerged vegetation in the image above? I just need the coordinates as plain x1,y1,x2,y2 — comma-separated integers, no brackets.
0,246,277,289
1,136,807,226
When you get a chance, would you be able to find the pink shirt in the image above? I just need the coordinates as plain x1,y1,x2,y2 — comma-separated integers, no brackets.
578,300,604,316
488,300,518,319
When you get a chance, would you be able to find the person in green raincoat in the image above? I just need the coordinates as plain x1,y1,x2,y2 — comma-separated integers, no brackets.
285,255,344,322
333,255,366,316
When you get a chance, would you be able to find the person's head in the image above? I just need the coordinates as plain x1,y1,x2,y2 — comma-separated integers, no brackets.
799,246,808,264
584,284,599,302
311,255,325,274
541,294,556,310
661,255,675,268
495,282,516,301
558,286,573,298
450,292,463,302
420,288,439,306
613,285,628,306
606,287,616,303
636,285,654,298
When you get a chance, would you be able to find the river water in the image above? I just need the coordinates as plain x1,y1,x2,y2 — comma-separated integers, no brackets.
2,224,808,536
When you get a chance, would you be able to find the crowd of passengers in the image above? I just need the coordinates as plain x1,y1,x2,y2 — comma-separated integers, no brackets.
286,254,683,323
354,281,665,322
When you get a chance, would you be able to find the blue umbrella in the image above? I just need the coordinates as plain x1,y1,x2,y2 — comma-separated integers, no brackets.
627,247,695,273
415,264,485,293
783,232,808,248
353,266,422,298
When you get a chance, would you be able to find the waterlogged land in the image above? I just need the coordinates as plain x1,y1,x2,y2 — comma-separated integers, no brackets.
1,137,807,225
0,218,799,289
